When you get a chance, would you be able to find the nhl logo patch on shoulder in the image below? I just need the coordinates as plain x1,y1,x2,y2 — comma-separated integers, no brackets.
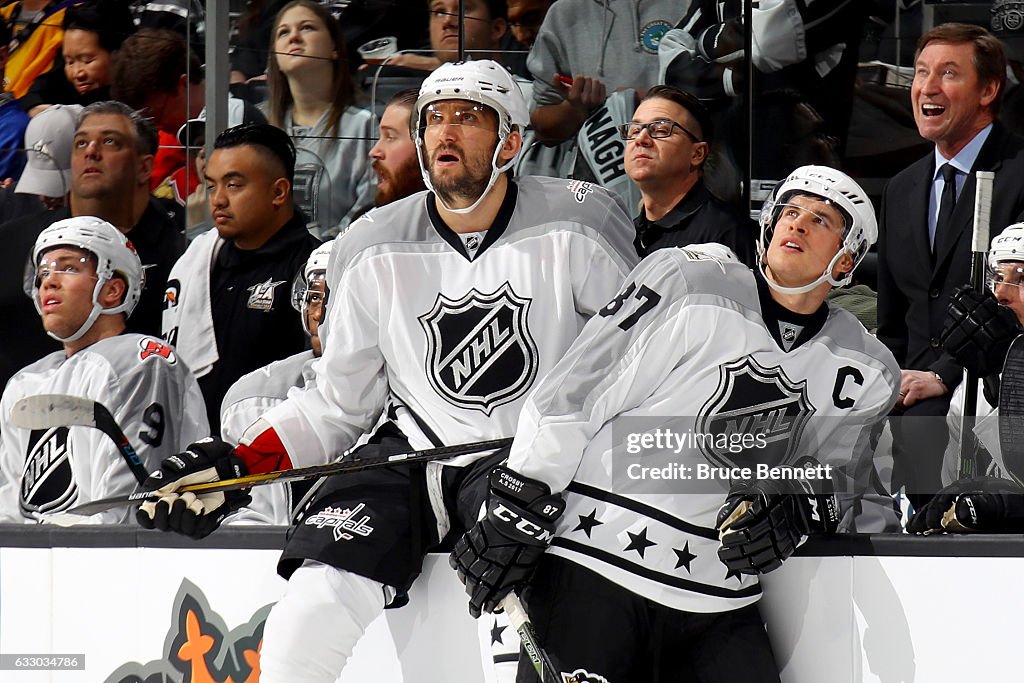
419,283,538,415
246,277,287,311
696,356,815,468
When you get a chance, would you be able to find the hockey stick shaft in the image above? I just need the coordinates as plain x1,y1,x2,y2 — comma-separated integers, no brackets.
500,592,564,683
960,171,995,478
11,394,150,484
66,436,513,516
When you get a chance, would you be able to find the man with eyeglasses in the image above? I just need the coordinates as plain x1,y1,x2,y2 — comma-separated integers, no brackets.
624,84,756,266
453,164,901,682
136,60,637,682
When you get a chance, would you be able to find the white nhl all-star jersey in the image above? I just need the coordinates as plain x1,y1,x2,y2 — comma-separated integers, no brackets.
221,350,317,525
0,334,209,524
261,176,638,468
507,245,902,613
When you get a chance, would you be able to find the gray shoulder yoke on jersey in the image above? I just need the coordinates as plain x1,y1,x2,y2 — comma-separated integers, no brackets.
221,349,316,410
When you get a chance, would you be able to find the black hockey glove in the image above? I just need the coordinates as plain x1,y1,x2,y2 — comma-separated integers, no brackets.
941,286,1022,377
717,472,839,575
136,437,251,539
450,466,565,618
906,476,1024,534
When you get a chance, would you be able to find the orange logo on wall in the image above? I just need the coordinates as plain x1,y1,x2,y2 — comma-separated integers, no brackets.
105,579,273,683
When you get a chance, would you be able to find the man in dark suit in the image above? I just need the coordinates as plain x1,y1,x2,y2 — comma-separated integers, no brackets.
878,23,1024,504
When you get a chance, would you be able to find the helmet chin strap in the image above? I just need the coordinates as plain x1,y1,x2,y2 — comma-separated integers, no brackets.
760,249,852,296
39,275,117,343
418,133,513,215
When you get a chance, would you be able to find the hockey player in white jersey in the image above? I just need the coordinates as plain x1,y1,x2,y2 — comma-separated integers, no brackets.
134,59,638,682
908,224,1024,534
0,217,209,524
452,165,902,682
219,241,334,525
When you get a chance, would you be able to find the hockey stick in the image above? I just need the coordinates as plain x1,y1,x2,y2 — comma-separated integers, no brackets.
500,592,568,683
999,335,1024,485
11,394,150,485
64,436,513,516
959,171,995,478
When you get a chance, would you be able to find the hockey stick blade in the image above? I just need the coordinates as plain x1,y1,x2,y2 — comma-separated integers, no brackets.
501,592,567,683
11,394,149,484
65,437,513,516
999,336,1024,483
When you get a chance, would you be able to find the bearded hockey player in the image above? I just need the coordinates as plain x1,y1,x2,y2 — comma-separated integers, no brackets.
0,216,208,524
134,59,638,682
452,165,902,682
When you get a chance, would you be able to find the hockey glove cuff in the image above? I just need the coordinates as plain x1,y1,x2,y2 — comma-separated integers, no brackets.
136,437,251,539
716,471,839,575
450,466,565,618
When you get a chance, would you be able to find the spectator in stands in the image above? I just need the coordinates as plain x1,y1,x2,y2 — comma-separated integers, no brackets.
0,0,86,98
0,101,186,390
877,24,1024,506
162,123,320,433
382,0,510,74
0,18,29,182
527,0,685,144
0,216,208,525
266,0,375,237
506,0,553,49
368,89,425,206
19,0,136,117
111,28,267,204
9,104,82,217
625,85,756,266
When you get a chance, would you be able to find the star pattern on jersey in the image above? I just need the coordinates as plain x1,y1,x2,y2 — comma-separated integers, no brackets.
673,542,697,572
490,619,507,646
725,566,744,582
573,509,603,538
624,527,656,559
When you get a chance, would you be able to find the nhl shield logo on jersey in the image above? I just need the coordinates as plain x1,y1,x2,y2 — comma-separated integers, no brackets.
20,427,77,516
246,278,287,311
697,356,815,469
419,283,539,415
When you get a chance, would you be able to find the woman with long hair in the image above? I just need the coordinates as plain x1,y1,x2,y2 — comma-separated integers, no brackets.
266,0,376,238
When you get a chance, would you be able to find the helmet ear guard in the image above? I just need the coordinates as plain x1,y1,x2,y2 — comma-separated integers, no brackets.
757,165,877,296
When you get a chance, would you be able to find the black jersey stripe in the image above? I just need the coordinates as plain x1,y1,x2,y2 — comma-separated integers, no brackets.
566,481,719,541
551,537,762,599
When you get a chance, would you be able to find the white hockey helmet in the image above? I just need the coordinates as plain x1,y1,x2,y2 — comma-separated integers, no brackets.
989,223,1024,269
29,215,145,343
414,59,529,214
291,239,334,335
757,165,877,295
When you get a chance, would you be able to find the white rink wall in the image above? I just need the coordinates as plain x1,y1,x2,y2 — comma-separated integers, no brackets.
1,528,1022,682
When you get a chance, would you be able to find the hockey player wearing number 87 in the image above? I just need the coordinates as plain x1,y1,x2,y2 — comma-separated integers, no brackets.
0,216,209,524
452,165,902,682
133,59,638,682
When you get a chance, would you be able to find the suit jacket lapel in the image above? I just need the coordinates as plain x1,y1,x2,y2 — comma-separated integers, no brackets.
904,157,934,278
933,123,1008,270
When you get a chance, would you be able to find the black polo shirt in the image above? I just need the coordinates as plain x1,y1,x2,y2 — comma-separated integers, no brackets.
126,198,187,337
633,179,757,267
199,212,320,432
